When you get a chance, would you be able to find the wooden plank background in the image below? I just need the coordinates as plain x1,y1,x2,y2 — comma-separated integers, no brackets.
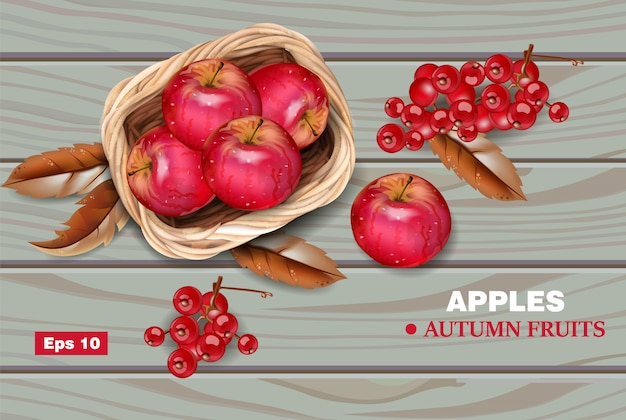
1,1,625,418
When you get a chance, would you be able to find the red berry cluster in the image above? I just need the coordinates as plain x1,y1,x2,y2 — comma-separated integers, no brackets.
143,276,271,378
377,45,578,153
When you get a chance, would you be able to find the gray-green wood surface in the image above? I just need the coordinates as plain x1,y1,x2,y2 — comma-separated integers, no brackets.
1,1,625,418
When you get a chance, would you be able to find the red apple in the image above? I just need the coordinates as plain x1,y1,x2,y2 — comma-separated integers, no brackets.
350,173,452,267
202,115,302,211
162,58,262,151
248,62,329,149
126,125,215,216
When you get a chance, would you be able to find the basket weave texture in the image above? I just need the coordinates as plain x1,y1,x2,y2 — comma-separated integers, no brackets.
101,23,355,260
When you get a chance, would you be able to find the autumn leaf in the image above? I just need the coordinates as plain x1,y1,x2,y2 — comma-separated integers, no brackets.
30,179,130,256
2,143,109,198
429,132,526,201
231,232,346,289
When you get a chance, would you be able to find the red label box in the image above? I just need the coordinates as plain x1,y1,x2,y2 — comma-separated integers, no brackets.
34,332,108,356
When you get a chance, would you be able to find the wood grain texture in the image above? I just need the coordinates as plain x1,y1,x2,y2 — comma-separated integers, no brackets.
1,3,625,416
1,0,625,54
1,269,624,368
2,165,624,266
1,378,625,419
1,62,624,160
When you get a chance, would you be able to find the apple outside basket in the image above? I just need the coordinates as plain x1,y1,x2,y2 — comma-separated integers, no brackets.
101,23,356,260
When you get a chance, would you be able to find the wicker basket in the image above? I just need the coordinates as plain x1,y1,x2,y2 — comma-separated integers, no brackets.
101,23,355,260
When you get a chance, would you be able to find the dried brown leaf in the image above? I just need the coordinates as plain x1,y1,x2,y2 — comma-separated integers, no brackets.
30,179,129,256
2,143,108,198
429,132,526,201
231,232,346,289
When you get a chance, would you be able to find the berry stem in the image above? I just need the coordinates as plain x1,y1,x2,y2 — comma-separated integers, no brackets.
218,286,273,298
210,276,224,308
521,44,534,81
524,43,584,66
530,53,584,66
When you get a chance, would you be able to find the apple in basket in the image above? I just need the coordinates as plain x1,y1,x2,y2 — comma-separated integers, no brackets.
202,115,302,211
350,173,452,268
249,62,330,149
126,125,215,216
162,58,262,151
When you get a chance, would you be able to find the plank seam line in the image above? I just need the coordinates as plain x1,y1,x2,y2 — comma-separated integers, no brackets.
1,52,626,62
2,367,625,374
2,262,625,270
3,158,626,165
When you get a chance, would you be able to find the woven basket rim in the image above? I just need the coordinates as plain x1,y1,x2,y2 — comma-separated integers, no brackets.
101,23,355,260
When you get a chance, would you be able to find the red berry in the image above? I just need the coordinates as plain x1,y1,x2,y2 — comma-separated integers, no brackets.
400,104,427,128
549,102,570,122
167,348,198,378
196,333,226,362
511,59,540,86
409,77,438,108
485,54,513,83
404,130,425,151
523,81,550,106
173,286,203,316
480,84,511,113
204,320,233,344
448,100,478,128
414,63,438,79
178,340,201,360
169,315,200,345
457,125,478,142
201,291,228,320
413,111,438,140
489,107,513,130
431,65,461,94
475,104,494,133
430,108,453,134
377,123,406,153
460,61,485,86
144,326,166,347
203,320,214,334
213,313,239,339
446,82,476,104
238,334,259,355
507,101,537,130
384,97,405,118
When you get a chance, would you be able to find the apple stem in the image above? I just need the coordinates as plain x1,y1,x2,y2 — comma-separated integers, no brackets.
397,176,413,201
303,115,319,136
245,118,264,143
207,61,225,87
127,163,151,176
